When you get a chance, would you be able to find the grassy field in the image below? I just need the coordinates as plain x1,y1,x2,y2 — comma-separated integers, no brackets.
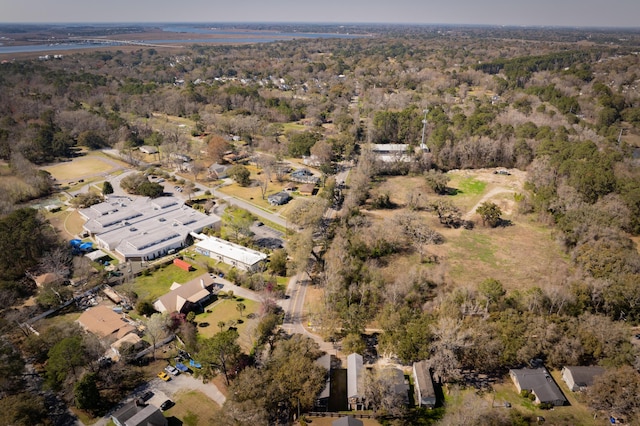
131,261,207,302
217,165,294,212
41,155,120,181
361,169,570,292
163,389,221,426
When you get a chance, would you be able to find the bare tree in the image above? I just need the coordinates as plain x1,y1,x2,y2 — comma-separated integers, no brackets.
146,313,170,360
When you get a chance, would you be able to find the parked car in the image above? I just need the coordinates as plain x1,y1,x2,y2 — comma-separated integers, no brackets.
493,170,511,175
160,399,174,411
164,365,180,376
140,391,153,401
157,371,171,381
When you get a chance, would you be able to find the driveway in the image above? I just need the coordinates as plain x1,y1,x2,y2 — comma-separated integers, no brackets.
90,373,226,426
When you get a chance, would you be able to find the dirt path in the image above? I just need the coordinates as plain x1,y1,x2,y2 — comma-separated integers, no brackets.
463,187,516,220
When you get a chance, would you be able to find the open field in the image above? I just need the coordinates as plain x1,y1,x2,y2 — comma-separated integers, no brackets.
41,154,122,182
364,168,569,291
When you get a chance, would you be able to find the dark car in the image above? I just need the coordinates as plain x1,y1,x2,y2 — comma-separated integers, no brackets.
160,400,174,411
140,391,153,401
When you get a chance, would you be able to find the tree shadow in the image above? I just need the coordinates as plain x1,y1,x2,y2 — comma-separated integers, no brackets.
498,219,514,227
167,417,183,426
445,187,460,195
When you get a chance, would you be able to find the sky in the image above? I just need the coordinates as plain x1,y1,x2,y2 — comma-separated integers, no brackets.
1,0,639,28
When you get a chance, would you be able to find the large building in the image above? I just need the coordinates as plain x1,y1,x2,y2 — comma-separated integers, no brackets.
413,360,436,408
193,234,267,272
79,196,220,261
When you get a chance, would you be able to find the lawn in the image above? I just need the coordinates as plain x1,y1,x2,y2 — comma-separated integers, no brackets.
163,389,221,426
41,155,120,181
195,297,260,351
131,261,207,302
217,165,292,212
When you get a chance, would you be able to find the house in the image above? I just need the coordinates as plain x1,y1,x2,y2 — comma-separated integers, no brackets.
315,354,332,411
111,333,145,359
193,234,267,272
139,146,158,155
208,163,230,179
332,416,364,426
561,366,605,392
347,353,365,410
78,305,135,341
509,367,567,406
111,401,167,426
290,168,320,184
385,367,410,405
154,275,216,314
413,360,436,408
298,183,316,196
268,191,291,206
283,182,297,192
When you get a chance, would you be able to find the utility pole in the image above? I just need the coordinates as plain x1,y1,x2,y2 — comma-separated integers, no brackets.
420,108,429,152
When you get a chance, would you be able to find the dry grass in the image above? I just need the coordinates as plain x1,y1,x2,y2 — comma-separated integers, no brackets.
195,298,259,352
163,389,221,426
41,156,119,181
365,169,569,292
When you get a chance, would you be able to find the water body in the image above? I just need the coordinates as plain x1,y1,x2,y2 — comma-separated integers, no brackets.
0,26,364,55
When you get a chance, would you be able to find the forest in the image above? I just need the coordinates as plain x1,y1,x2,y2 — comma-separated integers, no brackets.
0,24,639,425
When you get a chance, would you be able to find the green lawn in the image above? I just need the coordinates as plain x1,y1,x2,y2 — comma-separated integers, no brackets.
195,297,259,341
132,260,206,301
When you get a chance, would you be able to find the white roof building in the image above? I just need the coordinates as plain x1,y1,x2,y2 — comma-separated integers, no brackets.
79,196,221,261
193,234,267,272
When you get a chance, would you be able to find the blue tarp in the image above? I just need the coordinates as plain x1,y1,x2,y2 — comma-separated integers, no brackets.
79,242,93,251
70,239,82,247
175,362,189,372
189,359,201,369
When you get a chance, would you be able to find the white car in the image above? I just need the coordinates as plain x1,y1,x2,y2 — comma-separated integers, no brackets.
164,365,180,376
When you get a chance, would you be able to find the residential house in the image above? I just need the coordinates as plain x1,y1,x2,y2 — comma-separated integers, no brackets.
298,183,316,196
290,168,320,184
413,360,436,408
332,417,364,426
139,146,159,155
193,234,267,272
283,182,297,192
509,367,567,406
561,366,605,392
111,401,167,426
268,191,291,206
111,333,145,359
315,354,332,411
385,367,410,405
153,275,217,314
371,144,412,163
78,305,136,341
347,353,365,410
208,163,230,179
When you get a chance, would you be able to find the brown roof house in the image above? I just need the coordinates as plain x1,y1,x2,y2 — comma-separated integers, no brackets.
298,183,316,196
153,274,216,314
78,305,136,341
111,400,167,426
561,366,605,392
